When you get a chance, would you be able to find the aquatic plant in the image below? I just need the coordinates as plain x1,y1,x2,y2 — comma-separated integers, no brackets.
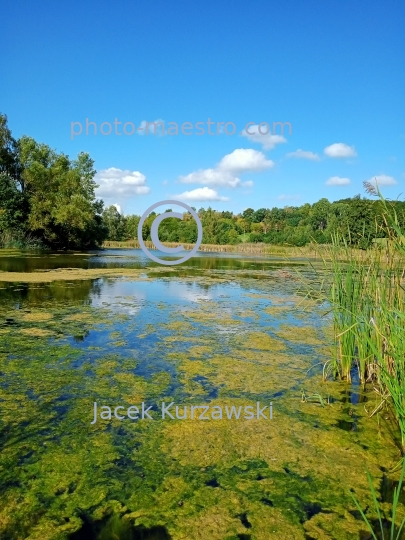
298,185,405,450
0,250,401,538
301,389,330,407
0,230,47,249
349,457,405,540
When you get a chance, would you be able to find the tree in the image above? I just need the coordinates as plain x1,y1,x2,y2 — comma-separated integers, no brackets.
18,136,106,248
253,208,267,223
342,197,376,248
0,113,20,179
0,114,28,242
242,208,255,223
262,210,272,233
0,172,27,233
251,222,264,233
102,205,125,241
124,215,140,240
309,198,331,231
269,208,285,232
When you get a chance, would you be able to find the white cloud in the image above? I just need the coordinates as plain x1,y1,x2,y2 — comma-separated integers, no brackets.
95,167,150,197
286,149,321,161
174,187,229,202
326,176,351,186
241,124,287,150
324,143,357,158
218,148,274,174
278,194,300,201
367,174,397,186
113,203,122,213
179,168,242,188
178,149,271,189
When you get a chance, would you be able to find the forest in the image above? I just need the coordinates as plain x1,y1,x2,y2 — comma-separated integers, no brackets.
104,195,405,249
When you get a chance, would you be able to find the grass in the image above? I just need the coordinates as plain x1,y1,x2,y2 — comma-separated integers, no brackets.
0,231,46,249
349,457,405,539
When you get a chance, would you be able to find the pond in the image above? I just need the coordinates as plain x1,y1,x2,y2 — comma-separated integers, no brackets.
0,248,307,273
0,249,401,539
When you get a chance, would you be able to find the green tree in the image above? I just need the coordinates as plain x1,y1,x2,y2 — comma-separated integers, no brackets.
0,113,20,179
253,208,267,223
0,172,27,233
242,207,255,223
102,205,125,241
309,198,331,231
342,197,376,248
19,136,106,248
124,214,140,240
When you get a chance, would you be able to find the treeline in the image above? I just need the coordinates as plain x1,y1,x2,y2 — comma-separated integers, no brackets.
103,196,405,250
2,112,405,250
0,114,106,249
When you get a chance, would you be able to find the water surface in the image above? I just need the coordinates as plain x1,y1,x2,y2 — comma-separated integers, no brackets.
0,249,399,540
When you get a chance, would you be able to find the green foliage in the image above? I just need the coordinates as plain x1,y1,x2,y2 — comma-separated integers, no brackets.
124,214,140,240
107,196,405,249
0,113,107,249
102,205,126,241
0,113,20,178
0,172,27,232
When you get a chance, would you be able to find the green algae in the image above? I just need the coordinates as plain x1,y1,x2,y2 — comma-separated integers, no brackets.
274,324,325,346
20,311,54,322
0,270,403,539
20,327,54,337
233,331,286,352
264,305,290,317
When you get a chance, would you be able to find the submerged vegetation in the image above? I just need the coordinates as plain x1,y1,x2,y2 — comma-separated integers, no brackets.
0,257,403,538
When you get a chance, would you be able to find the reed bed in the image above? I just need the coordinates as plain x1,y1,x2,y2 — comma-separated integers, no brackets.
305,188,405,451
102,239,374,260
102,239,313,255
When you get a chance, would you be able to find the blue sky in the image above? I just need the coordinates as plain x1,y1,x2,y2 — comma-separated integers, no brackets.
2,0,404,215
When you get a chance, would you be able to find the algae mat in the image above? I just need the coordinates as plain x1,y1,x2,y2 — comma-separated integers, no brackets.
0,273,403,539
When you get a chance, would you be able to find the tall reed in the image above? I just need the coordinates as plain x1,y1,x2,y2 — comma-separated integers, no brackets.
102,239,349,259
305,185,405,449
